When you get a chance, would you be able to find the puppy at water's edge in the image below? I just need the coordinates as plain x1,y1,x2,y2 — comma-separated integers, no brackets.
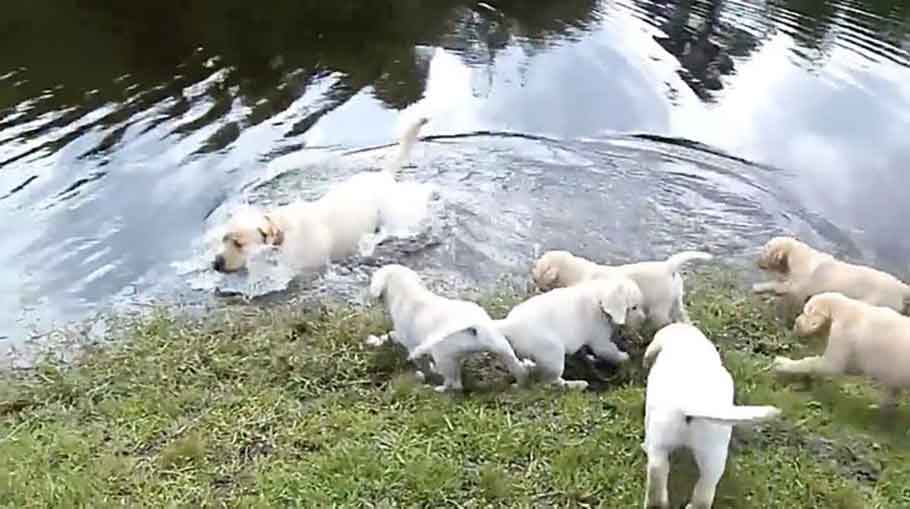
753,236,910,314
367,264,532,392
642,323,780,509
211,116,429,273
531,249,713,327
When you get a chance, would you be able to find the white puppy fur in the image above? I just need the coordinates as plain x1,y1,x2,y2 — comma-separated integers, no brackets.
492,277,646,390
753,236,910,314
368,264,531,392
773,292,910,411
531,250,713,327
212,116,432,273
642,323,781,509
642,323,780,509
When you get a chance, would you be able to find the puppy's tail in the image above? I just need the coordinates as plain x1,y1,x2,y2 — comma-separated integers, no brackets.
683,404,781,426
665,251,713,273
383,116,429,175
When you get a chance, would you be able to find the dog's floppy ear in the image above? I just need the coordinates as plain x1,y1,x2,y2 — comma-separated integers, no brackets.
535,266,559,290
369,267,390,300
770,245,789,271
258,217,284,246
797,296,833,336
597,287,628,326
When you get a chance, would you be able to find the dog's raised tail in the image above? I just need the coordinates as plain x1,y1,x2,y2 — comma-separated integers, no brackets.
665,250,714,273
384,116,429,174
683,404,781,426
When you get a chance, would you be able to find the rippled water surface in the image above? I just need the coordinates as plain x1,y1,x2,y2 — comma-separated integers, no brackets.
2,0,909,359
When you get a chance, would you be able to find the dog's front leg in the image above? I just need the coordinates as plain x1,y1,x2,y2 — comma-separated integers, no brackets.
589,338,631,364
772,355,839,377
752,280,790,295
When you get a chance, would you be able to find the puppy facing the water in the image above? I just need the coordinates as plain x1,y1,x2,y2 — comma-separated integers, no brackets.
493,277,646,390
642,323,781,509
773,292,910,412
368,264,531,392
753,236,910,314
531,249,713,327
212,116,430,273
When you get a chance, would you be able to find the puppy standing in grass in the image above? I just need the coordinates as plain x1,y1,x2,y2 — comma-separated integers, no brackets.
531,249,713,327
753,236,910,314
642,323,780,509
368,264,531,392
491,277,646,390
774,292,910,412
212,116,431,274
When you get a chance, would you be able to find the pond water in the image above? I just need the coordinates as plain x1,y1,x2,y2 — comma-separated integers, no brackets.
1,0,909,360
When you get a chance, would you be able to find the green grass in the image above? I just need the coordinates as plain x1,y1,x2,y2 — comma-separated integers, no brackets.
2,270,910,508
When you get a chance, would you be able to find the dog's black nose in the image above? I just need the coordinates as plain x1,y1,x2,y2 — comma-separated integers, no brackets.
212,255,226,272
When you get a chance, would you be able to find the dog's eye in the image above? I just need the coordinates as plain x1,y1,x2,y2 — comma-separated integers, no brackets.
232,239,243,249
631,305,638,311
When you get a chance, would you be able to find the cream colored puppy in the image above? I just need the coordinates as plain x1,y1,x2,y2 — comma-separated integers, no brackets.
212,116,430,273
531,249,713,326
642,323,781,509
488,277,646,390
753,236,910,314
773,292,910,411
368,264,531,392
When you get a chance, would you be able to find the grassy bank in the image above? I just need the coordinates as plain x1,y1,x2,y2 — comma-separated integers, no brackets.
2,271,910,508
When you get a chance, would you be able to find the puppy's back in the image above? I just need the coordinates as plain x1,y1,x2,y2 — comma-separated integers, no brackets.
833,297,910,387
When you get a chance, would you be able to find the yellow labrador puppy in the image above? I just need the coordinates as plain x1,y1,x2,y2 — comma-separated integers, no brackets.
753,236,910,314
531,249,713,327
643,323,780,509
212,116,429,273
369,264,532,392
773,292,910,411
492,277,646,390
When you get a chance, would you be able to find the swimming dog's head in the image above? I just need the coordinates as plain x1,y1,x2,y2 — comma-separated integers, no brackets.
212,207,283,273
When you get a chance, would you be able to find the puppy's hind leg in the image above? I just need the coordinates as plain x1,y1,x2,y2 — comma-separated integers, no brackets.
432,356,463,393
687,432,729,509
643,450,670,509
537,355,588,391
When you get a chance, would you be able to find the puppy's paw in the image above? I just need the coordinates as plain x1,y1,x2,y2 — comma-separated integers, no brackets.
566,380,589,391
771,356,791,372
520,358,537,370
414,370,426,382
364,334,386,347
434,385,448,393
617,351,631,363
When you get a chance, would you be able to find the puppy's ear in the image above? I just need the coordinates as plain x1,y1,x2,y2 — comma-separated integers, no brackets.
771,245,789,271
536,266,559,290
598,291,627,326
258,224,284,246
369,268,389,300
